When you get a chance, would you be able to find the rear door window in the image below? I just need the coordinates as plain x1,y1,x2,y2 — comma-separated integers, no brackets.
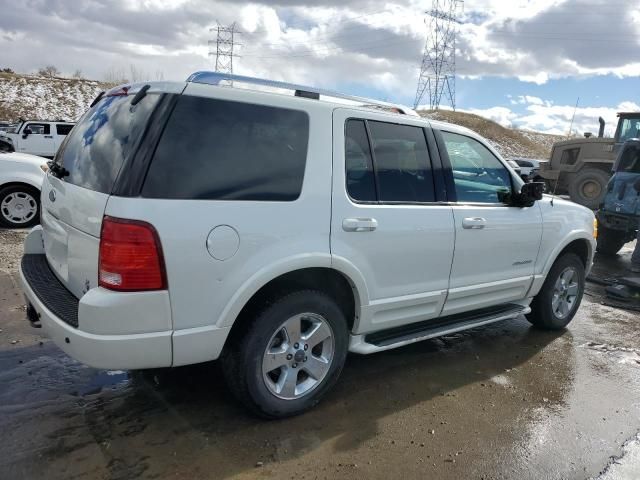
345,119,377,202
142,96,309,201
368,121,435,203
56,124,74,135
56,93,161,194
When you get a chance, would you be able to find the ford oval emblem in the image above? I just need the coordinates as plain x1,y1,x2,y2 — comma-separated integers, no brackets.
49,189,56,202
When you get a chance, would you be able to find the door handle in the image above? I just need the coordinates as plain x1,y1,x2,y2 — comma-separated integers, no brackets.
462,217,487,229
44,135,53,139
343,217,378,232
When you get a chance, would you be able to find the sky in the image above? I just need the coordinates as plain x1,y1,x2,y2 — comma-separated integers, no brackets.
0,0,638,135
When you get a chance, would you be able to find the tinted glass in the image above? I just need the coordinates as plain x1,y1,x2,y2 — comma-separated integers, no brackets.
56,124,74,135
441,131,512,203
57,93,161,194
619,118,640,142
368,121,434,202
618,145,640,173
345,119,376,202
142,96,309,201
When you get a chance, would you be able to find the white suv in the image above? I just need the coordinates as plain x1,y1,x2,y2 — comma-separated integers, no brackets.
20,73,597,417
0,120,75,158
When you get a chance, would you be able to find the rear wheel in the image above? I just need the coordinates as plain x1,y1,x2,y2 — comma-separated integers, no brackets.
527,253,585,330
0,185,40,228
221,290,348,418
567,168,610,208
596,225,628,256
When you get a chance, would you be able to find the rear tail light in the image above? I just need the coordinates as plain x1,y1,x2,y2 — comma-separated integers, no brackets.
99,216,167,291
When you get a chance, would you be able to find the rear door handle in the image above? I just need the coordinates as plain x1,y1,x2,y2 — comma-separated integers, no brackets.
343,218,378,232
44,135,53,139
462,217,487,229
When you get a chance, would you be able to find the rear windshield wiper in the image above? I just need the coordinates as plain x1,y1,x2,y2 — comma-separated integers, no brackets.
89,91,105,108
131,85,151,106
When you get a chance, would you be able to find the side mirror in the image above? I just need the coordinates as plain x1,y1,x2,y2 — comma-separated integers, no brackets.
22,128,32,139
512,182,545,207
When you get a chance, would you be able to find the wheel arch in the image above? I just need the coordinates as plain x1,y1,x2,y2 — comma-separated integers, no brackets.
223,266,363,348
0,179,42,193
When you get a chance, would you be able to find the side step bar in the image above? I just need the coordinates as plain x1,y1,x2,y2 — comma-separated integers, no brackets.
349,304,530,354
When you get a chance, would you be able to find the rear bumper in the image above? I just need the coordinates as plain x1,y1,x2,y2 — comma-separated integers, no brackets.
20,251,172,370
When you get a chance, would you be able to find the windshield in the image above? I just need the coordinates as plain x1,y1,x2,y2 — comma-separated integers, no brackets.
54,93,161,194
618,117,640,143
618,145,640,173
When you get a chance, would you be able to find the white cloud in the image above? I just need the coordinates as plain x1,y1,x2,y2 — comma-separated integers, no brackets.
457,101,640,136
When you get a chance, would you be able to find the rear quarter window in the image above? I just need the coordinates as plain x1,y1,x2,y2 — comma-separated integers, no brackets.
56,93,161,194
141,96,309,201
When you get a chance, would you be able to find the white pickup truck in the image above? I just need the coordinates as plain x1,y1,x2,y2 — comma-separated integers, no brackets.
0,120,74,158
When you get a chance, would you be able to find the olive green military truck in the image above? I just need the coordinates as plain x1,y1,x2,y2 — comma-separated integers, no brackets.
539,112,640,208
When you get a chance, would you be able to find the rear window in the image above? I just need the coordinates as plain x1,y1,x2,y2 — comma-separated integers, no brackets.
56,93,161,194
56,124,73,135
141,95,309,201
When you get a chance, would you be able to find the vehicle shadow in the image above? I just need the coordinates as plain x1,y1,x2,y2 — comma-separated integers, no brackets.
0,316,572,480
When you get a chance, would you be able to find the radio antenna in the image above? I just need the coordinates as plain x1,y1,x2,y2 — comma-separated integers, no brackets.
551,96,580,206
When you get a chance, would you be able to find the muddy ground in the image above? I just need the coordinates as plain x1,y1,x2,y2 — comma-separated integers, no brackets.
1,229,639,480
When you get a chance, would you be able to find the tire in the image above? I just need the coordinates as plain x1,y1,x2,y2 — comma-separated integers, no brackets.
0,184,40,228
596,225,627,256
567,168,610,209
527,253,585,330
221,290,349,418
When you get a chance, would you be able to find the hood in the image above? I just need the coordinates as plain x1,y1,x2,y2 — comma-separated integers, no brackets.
602,172,640,216
0,151,49,167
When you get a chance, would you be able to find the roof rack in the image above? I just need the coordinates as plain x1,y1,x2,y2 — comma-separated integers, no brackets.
186,71,419,117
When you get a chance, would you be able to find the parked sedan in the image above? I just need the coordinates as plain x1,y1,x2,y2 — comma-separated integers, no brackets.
0,151,47,228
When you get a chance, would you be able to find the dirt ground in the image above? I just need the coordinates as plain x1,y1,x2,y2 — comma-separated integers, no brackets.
1,229,639,480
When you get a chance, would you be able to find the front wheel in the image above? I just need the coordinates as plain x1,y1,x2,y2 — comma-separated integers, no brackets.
221,290,348,418
0,185,40,228
527,253,585,330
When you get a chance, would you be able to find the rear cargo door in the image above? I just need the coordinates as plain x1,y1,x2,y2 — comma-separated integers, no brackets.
41,90,163,298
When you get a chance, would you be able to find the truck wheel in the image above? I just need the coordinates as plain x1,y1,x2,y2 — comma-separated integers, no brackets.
527,253,585,330
567,169,610,209
596,226,627,256
221,290,348,418
0,185,40,229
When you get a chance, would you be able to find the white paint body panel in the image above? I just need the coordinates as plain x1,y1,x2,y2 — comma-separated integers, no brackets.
330,108,455,334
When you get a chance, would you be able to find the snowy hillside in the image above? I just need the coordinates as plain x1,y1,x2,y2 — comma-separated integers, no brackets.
421,109,564,159
0,72,105,122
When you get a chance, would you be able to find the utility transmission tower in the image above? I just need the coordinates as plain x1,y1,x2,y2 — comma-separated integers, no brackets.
208,22,241,74
413,0,463,110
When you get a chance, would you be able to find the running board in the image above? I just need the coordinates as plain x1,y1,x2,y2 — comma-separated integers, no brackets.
349,304,530,354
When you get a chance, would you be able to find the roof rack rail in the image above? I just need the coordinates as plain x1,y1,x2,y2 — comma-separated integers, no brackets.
186,71,419,117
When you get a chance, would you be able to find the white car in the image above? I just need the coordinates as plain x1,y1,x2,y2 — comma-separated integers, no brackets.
20,74,597,418
0,151,46,228
0,120,74,158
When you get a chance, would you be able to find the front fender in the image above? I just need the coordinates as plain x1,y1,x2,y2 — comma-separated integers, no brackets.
1,172,44,191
